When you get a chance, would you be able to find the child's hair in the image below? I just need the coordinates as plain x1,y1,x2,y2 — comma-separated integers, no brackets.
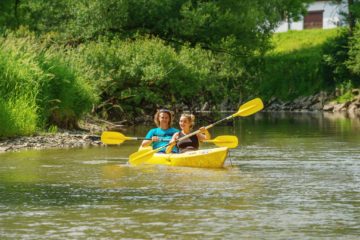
180,113,195,129
154,109,173,127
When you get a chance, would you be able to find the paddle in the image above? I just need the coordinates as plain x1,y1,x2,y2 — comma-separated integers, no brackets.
101,131,160,145
204,135,238,149
101,131,238,148
129,98,263,166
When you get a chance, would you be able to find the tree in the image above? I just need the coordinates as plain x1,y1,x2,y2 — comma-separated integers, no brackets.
332,0,360,33
1,0,314,55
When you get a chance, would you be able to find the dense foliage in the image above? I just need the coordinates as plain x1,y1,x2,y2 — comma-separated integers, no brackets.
76,37,223,120
0,0,359,137
1,0,313,54
0,0,315,136
348,25,360,77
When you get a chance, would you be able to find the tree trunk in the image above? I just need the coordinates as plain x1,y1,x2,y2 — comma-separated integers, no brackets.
14,0,20,28
347,0,356,33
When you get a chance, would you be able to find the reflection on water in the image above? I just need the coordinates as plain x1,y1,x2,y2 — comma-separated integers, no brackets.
0,112,359,238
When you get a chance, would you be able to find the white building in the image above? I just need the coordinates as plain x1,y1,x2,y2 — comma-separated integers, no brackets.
276,0,348,32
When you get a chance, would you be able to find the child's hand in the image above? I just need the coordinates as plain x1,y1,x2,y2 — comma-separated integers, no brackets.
166,141,176,154
199,127,206,133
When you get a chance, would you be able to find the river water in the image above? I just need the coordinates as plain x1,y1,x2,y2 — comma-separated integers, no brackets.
0,112,359,239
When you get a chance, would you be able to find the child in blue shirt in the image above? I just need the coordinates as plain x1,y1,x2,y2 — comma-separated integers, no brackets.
141,109,179,153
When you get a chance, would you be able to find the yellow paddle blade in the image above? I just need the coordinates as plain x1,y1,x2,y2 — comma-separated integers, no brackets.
128,148,157,166
233,98,264,117
204,135,239,148
101,131,129,145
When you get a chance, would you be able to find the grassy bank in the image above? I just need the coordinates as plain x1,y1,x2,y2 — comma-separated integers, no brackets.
0,32,97,137
258,28,340,101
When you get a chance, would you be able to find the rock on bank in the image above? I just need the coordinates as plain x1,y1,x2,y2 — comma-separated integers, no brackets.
265,90,360,118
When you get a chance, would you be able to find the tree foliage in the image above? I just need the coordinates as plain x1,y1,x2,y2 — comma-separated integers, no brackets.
347,25,360,80
75,37,222,120
1,0,313,55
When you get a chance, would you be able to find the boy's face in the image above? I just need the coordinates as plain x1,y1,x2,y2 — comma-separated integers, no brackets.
159,112,170,126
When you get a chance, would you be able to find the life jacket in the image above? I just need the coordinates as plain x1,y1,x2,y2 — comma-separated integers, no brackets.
176,132,199,153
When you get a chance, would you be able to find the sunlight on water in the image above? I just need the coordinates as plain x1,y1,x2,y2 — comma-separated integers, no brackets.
0,112,359,238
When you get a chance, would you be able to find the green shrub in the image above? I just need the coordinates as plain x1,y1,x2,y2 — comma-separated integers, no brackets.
347,24,360,83
77,37,218,120
321,29,354,87
336,80,354,103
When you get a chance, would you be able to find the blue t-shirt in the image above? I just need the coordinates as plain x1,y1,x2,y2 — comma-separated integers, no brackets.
145,127,179,153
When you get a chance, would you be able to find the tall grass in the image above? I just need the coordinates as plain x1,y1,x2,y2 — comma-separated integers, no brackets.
0,97,38,136
0,31,98,137
38,48,98,128
0,35,43,136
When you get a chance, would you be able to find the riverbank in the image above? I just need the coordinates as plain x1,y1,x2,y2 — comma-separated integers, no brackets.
265,90,360,118
0,131,102,153
1,106,359,154
1,92,360,154
0,118,110,153
0,115,133,153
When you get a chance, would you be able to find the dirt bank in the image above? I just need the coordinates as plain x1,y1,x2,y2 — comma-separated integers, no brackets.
0,131,102,153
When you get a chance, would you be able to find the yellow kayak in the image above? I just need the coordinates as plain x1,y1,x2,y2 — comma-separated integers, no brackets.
139,147,229,168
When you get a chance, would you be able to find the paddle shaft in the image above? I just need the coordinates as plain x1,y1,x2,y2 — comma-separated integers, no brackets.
153,115,234,152
177,115,232,141
180,104,256,140
127,137,168,141
101,131,171,145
